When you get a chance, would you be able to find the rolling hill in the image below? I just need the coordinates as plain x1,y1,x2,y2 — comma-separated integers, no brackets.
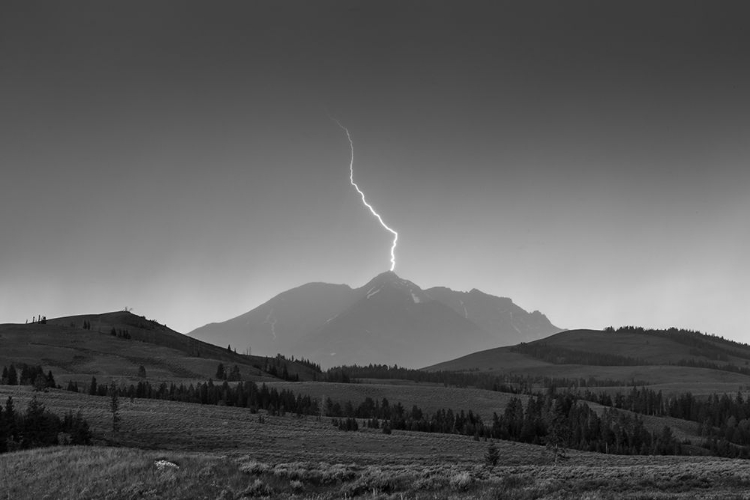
189,271,561,368
0,311,319,385
426,327,750,395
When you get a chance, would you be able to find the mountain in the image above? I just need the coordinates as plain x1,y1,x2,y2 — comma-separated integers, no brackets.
189,282,356,356
294,271,491,369
189,271,561,368
423,286,559,344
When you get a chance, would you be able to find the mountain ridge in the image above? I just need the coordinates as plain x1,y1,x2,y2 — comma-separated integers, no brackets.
189,271,562,368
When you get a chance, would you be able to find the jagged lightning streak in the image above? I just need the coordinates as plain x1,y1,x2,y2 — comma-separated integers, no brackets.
332,118,398,271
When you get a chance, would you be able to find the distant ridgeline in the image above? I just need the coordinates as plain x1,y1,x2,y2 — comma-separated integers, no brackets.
511,326,750,376
606,326,750,362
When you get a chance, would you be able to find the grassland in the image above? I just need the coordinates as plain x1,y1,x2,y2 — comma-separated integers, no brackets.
1,381,735,499
3,440,750,499
0,314,319,388
427,329,750,397
5,320,750,498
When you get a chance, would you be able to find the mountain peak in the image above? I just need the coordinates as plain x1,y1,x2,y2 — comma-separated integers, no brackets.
361,270,405,288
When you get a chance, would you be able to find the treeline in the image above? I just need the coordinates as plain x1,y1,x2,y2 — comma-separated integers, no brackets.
251,355,320,381
322,391,683,456
510,343,647,366
493,393,683,456
64,373,750,459
0,396,91,453
674,358,750,377
578,385,750,457
607,326,750,363
70,379,322,416
323,364,645,391
1,364,56,390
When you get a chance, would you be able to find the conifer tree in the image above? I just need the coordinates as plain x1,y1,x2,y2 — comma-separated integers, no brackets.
485,441,500,467
7,365,17,386
110,381,121,433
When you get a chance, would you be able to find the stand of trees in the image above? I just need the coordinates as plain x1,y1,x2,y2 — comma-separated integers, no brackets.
0,396,91,453
1,364,56,390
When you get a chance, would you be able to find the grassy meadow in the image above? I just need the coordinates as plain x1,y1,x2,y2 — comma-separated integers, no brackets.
3,383,749,499
4,443,750,499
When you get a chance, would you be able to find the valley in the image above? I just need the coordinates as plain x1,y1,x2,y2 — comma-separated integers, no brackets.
3,311,750,498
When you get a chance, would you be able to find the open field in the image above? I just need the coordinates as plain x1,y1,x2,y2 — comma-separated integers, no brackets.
1,377,747,498
3,444,750,499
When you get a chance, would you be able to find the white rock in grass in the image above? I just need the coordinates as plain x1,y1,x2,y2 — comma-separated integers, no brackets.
155,459,179,471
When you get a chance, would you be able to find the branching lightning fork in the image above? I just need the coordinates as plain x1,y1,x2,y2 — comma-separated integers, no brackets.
331,118,398,271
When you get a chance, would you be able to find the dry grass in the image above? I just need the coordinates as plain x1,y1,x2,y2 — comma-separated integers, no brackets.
2,445,750,499
3,385,750,499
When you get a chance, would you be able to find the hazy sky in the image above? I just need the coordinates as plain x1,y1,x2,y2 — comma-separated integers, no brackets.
2,1,749,343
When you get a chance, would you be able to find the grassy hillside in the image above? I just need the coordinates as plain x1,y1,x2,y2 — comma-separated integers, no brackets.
426,328,750,396
0,312,320,385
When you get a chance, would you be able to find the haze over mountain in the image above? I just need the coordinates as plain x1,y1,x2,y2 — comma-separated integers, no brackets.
189,271,560,368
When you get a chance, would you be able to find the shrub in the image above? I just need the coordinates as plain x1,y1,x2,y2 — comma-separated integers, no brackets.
238,460,270,475
242,478,272,497
449,471,473,491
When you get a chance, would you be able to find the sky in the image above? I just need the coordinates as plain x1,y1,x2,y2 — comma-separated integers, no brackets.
2,1,749,343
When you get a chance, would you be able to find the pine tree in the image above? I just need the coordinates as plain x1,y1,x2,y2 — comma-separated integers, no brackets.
7,365,18,386
0,404,5,453
216,363,226,380
485,441,500,467
33,373,47,392
110,381,121,433
4,397,16,447
89,376,97,396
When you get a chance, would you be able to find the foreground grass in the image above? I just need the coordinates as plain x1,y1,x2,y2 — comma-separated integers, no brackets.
3,446,750,500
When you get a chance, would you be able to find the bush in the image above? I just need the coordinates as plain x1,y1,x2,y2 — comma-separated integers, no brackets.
242,478,272,497
449,471,473,491
238,460,270,475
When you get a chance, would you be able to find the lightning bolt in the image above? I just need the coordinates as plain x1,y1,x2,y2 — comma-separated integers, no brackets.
331,118,399,271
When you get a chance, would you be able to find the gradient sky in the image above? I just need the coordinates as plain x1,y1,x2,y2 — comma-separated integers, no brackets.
2,1,749,344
